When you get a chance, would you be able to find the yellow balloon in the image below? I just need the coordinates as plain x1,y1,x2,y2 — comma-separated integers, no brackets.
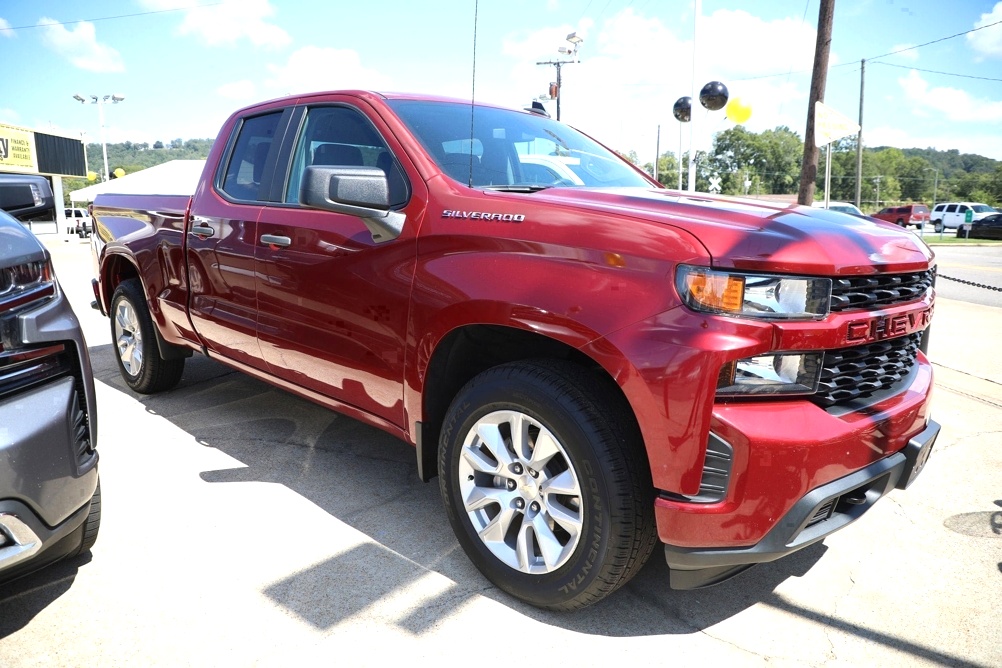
87,171,98,182
113,167,126,179
726,97,753,124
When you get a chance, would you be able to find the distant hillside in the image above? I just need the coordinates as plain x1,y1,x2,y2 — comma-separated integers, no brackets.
871,146,999,179
88,138,215,175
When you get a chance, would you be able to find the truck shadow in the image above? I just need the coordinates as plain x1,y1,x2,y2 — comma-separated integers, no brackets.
0,555,91,639
89,346,824,636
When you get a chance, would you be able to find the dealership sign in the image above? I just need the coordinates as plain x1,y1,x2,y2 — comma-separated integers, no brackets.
0,123,39,173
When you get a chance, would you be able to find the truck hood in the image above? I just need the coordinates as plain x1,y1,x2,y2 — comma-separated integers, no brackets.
531,188,934,275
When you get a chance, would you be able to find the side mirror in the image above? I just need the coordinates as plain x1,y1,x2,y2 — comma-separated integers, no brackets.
300,165,405,243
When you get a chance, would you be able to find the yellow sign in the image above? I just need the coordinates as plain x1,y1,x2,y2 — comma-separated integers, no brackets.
0,123,39,173
815,101,860,146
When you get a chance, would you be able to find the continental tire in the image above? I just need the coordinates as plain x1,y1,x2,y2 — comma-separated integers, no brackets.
110,279,184,393
439,360,656,610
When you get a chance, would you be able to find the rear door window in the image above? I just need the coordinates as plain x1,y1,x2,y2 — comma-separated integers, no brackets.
218,111,283,202
945,205,957,213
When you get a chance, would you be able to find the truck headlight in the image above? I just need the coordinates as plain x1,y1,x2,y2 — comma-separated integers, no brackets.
717,352,823,396
676,266,831,320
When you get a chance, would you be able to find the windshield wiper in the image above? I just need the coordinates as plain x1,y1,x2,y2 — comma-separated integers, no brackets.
482,185,554,193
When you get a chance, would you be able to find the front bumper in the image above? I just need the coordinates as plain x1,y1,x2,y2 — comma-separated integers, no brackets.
664,420,940,588
0,284,99,580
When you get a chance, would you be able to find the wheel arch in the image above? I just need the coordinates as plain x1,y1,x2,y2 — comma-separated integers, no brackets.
104,258,190,363
415,322,642,483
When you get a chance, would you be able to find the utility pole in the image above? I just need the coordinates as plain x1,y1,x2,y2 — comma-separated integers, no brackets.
873,174,882,208
536,33,583,121
797,0,835,205
855,58,865,208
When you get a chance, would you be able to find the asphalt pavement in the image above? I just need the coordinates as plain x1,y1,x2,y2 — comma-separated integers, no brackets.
1,232,999,667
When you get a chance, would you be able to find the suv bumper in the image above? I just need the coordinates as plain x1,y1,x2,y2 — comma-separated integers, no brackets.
663,420,939,589
0,287,99,581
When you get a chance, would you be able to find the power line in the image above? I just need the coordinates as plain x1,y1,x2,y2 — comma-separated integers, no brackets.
1,2,222,32
734,18,1002,83
867,19,1002,62
871,61,1002,83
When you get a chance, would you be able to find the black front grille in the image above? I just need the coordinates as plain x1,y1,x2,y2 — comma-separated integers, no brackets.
829,268,935,312
813,333,923,407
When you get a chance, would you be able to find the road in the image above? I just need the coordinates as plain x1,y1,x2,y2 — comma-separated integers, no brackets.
1,232,999,667
930,244,1002,309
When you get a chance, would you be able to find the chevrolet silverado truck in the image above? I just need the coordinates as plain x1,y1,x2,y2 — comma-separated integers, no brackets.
90,91,939,610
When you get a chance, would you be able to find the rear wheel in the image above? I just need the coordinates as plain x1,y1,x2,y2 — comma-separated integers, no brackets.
895,218,905,227
110,279,185,393
933,220,943,233
438,360,656,610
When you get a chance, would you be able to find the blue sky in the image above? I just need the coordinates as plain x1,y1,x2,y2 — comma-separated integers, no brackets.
2,0,1001,167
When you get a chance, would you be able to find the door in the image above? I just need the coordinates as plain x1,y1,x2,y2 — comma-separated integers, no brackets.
253,102,418,425
186,109,284,370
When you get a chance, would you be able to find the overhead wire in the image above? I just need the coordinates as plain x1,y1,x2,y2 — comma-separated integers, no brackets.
0,2,222,32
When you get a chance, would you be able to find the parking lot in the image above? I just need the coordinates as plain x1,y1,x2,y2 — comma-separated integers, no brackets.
1,233,1000,667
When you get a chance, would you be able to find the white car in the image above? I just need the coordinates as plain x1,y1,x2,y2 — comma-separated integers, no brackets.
517,154,585,186
930,202,996,232
811,201,864,217
64,207,93,237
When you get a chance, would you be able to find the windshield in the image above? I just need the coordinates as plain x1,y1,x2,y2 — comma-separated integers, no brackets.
972,204,996,213
386,99,653,189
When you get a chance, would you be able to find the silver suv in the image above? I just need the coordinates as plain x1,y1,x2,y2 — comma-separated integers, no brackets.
0,208,100,583
930,202,997,232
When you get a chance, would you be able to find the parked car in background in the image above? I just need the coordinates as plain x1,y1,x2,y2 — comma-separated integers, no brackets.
0,208,101,584
956,213,1002,240
811,200,865,216
930,202,997,232
65,207,93,237
0,174,55,224
873,204,930,228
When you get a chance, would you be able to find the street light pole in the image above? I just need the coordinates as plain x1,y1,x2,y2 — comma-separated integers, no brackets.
73,93,125,182
536,32,582,121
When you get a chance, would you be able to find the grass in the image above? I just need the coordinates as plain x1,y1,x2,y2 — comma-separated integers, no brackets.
916,233,1002,245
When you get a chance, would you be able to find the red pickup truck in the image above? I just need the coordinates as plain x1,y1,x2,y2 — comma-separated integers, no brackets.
91,91,939,610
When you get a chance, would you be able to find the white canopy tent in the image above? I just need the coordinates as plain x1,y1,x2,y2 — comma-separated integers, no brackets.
69,160,206,203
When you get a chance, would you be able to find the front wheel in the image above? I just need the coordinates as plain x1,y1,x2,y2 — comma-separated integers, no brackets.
438,361,656,610
72,479,101,557
933,220,943,233
110,279,185,393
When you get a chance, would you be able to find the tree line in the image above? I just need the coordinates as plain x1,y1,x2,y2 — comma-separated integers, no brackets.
62,138,214,200
64,134,1002,213
638,126,1002,211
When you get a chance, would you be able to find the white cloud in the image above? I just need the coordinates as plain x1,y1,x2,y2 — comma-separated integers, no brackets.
37,17,124,72
0,108,20,124
0,17,14,38
141,0,290,49
888,44,919,61
898,70,1002,123
217,80,258,101
264,47,392,96
500,8,822,160
967,2,1002,59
